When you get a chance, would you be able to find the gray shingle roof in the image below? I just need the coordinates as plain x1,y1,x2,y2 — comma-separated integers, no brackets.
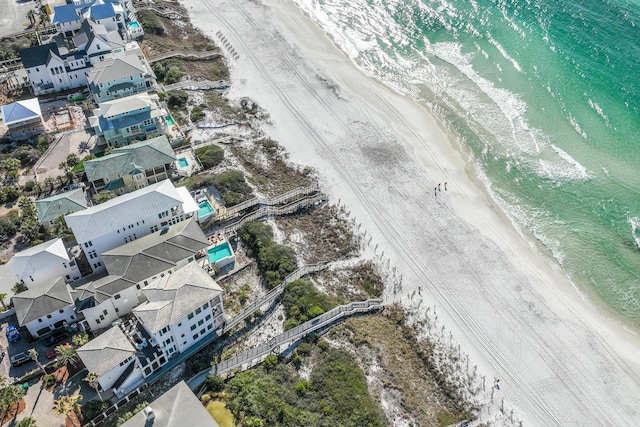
19,43,59,69
133,262,222,333
12,277,73,326
36,189,87,224
121,381,219,427
77,326,136,376
84,136,175,183
101,217,208,282
87,53,147,86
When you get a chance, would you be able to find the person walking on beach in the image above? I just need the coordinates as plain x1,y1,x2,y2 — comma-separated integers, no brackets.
434,186,437,197
444,181,447,191
438,183,441,192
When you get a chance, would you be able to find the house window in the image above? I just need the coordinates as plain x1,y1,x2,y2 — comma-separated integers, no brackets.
103,310,108,316
181,334,185,338
195,308,202,315
96,319,101,324
200,328,205,335
198,319,204,326
187,313,194,320
207,324,213,330
47,314,52,319
38,319,43,323
59,309,64,314
190,325,196,331
114,294,121,300
192,334,198,340
178,323,182,327
99,315,104,321
205,314,211,321
70,315,74,320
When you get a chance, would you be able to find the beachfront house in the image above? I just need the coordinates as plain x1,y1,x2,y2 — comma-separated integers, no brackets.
88,93,172,148
12,238,81,287
87,52,155,103
0,98,44,140
12,277,77,338
52,4,83,37
133,261,225,359
121,381,220,427
64,179,199,273
36,189,88,230
84,136,175,195
71,218,208,331
19,43,90,95
77,326,137,392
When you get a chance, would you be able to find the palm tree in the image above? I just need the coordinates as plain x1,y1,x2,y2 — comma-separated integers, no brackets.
58,161,69,173
44,176,54,192
84,372,102,401
54,343,78,369
0,293,7,311
17,416,37,427
28,348,45,374
71,333,88,347
0,377,25,421
66,154,80,168
26,10,36,26
52,395,82,427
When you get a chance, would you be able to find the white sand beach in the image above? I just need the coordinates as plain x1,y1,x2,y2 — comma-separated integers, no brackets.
184,0,640,424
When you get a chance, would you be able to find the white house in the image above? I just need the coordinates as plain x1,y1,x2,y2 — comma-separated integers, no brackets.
52,4,83,36
18,43,91,95
12,238,80,287
72,218,208,331
65,179,199,272
12,277,77,338
77,326,137,392
133,262,225,359
121,381,220,427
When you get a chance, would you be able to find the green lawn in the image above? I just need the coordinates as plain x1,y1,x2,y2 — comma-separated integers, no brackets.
206,400,235,427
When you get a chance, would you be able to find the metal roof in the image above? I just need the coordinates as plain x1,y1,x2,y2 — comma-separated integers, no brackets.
36,189,87,224
1,98,42,125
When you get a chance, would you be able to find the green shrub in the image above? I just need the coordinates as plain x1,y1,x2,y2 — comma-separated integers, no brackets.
195,145,224,169
239,221,298,288
190,105,205,123
281,280,338,330
167,90,189,109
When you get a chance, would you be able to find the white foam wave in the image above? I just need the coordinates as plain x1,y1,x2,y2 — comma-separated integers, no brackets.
587,98,610,126
567,114,588,140
485,33,522,72
628,216,640,249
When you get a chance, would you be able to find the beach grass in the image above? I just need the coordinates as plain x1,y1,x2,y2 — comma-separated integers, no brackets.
206,400,235,427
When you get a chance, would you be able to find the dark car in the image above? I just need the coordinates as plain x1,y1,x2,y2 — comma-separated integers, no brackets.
46,347,56,359
45,329,69,346
6,326,20,343
10,352,31,367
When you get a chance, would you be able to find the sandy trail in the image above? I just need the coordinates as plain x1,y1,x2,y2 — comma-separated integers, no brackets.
184,0,640,424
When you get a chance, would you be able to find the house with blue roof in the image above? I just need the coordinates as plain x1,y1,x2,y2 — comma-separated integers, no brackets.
84,3,123,32
89,93,170,148
52,4,83,36
1,98,44,139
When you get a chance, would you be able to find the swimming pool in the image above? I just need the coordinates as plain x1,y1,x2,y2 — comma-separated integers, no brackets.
128,21,140,29
208,242,233,264
198,201,215,218
178,157,188,168
165,116,176,126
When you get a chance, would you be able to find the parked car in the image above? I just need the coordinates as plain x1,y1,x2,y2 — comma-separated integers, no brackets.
6,326,20,343
46,347,56,359
10,352,31,367
44,329,69,346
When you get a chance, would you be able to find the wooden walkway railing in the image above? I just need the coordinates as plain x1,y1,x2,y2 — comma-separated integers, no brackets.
215,183,321,222
187,299,384,388
222,262,329,334
148,49,221,64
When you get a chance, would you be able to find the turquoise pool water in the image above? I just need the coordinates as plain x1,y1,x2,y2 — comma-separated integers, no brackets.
208,243,232,264
178,157,188,168
165,116,176,126
128,21,140,29
198,201,214,218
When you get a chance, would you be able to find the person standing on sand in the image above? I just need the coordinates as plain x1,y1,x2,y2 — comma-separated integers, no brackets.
444,181,447,191
438,183,441,192
434,186,437,197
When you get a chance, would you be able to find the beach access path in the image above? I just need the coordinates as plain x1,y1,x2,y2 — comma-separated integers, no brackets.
182,0,640,425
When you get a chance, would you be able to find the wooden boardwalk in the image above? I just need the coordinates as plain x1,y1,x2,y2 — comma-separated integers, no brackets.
187,299,384,388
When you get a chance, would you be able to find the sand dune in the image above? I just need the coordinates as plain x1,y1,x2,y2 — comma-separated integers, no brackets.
183,0,640,424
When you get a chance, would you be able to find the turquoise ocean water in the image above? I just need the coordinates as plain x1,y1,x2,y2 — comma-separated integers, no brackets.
294,0,640,323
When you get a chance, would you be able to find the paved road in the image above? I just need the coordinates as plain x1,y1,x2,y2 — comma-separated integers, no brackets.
0,0,36,39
